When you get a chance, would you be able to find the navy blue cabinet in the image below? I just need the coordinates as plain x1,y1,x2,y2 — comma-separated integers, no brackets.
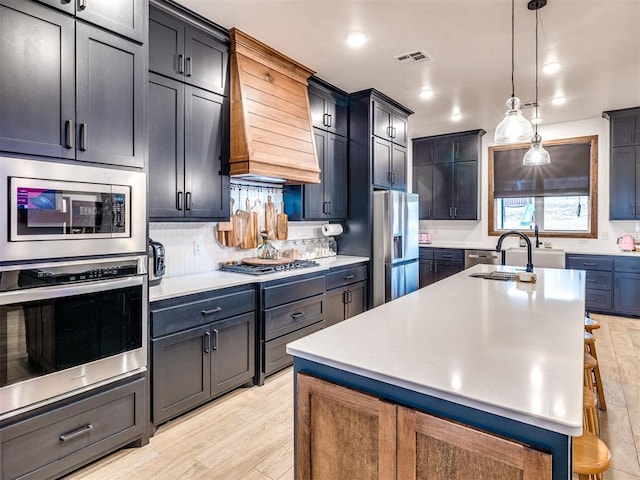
419,248,464,286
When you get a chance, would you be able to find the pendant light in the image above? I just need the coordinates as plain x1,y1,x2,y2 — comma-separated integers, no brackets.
523,0,551,165
494,0,534,144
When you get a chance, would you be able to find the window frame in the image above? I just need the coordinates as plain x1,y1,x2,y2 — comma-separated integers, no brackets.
488,135,599,239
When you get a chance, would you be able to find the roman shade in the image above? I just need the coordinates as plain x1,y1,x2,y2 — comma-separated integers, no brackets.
493,141,592,198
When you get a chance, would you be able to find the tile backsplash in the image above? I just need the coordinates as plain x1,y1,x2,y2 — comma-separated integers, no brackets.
149,221,331,278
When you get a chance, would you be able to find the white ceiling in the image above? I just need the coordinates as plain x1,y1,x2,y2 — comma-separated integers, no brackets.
175,0,640,138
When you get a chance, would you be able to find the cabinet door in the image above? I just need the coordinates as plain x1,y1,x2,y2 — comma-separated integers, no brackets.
210,312,255,398
391,112,408,146
325,92,348,137
346,281,367,319
433,261,461,283
184,86,229,219
296,373,397,480
610,146,637,219
184,26,228,95
148,74,185,219
75,23,144,168
453,161,478,219
397,407,552,479
614,273,640,315
152,325,211,424
432,164,454,219
414,164,434,219
391,144,407,190
325,287,347,328
0,1,75,159
304,129,327,219
456,135,479,161
149,6,185,82
611,113,639,148
419,259,434,288
308,86,327,130
325,132,348,218
372,101,392,140
433,138,454,164
372,137,392,188
413,139,433,165
75,0,145,43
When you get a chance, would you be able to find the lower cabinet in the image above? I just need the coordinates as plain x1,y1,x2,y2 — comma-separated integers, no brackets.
325,263,368,327
614,257,640,316
0,376,146,480
296,373,552,480
150,285,256,425
420,248,464,286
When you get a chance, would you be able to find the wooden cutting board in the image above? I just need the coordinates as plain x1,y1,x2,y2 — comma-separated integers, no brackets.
237,197,252,249
244,197,258,248
242,257,293,266
265,195,276,236
277,201,288,240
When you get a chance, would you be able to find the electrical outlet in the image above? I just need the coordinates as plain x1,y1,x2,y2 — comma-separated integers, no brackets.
602,231,609,240
193,241,201,256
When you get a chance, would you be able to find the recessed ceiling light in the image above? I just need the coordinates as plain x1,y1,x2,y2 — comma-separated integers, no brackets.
542,62,561,75
551,96,567,106
419,88,434,100
345,32,367,48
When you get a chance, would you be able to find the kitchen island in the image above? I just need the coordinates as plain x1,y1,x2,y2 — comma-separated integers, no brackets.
287,264,586,479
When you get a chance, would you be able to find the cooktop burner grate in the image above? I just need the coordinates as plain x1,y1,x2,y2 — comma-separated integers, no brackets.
218,260,319,275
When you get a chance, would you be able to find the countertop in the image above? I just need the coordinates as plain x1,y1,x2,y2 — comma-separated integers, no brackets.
287,264,586,435
149,255,369,302
419,241,640,256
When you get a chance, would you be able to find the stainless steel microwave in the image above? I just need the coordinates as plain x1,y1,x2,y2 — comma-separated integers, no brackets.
0,157,146,262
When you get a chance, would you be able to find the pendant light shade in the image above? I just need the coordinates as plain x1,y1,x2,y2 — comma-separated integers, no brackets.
523,133,551,165
494,0,533,144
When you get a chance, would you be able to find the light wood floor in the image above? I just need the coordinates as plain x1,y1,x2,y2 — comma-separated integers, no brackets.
64,313,640,480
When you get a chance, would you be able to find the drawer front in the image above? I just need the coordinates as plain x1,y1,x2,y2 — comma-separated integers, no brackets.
1,378,144,480
434,249,464,263
151,289,255,337
262,274,326,309
265,294,325,341
585,289,612,312
326,265,368,290
566,255,613,271
585,271,613,291
419,247,434,260
264,321,324,376
615,257,640,273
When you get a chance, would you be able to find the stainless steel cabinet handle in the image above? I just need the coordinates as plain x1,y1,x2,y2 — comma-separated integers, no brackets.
212,329,219,350
343,290,349,304
449,207,453,217
582,262,597,267
178,54,184,74
203,331,210,353
428,207,432,217
186,57,192,77
327,113,332,128
346,289,353,304
201,307,222,315
291,312,305,319
176,191,183,211
79,123,88,151
344,274,355,280
327,201,331,214
61,0,71,4
64,120,74,149
185,192,192,211
77,0,86,11
454,206,458,217
60,424,93,442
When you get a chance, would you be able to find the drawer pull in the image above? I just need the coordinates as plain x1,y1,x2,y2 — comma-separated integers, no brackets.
582,262,597,267
629,265,640,270
442,254,453,258
291,312,305,319
212,329,218,350
203,331,210,353
344,274,355,280
202,307,222,316
586,296,596,301
586,278,597,282
59,424,93,442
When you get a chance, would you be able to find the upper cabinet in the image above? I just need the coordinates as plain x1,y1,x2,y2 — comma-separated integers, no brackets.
149,6,228,96
284,78,348,221
373,100,408,147
148,3,230,221
36,0,145,43
605,107,640,220
413,130,484,220
0,0,145,168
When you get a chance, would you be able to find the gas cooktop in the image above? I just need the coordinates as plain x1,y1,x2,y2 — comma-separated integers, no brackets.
218,260,319,275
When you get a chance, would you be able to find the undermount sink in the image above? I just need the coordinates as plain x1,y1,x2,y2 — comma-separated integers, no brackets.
504,247,566,269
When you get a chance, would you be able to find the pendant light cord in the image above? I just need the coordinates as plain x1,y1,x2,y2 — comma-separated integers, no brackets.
534,6,539,135
510,0,515,98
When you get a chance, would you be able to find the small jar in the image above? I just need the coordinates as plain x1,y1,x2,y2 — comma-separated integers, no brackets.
257,232,277,259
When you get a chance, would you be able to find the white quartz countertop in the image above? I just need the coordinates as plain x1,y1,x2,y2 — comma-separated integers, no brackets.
149,255,369,302
420,241,639,256
287,264,586,435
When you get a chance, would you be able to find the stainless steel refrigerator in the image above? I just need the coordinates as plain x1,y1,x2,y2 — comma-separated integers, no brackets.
372,190,419,307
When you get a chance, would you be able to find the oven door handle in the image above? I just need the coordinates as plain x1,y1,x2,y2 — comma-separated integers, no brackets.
0,276,145,306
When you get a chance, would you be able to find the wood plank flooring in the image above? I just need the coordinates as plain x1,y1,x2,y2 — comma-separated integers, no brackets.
64,314,640,480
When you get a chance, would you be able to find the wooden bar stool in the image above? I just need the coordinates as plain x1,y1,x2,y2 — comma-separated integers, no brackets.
583,386,599,436
573,431,611,480
584,353,597,392
584,332,607,411
584,315,600,333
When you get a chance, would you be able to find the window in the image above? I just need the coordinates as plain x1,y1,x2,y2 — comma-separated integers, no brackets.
488,135,598,238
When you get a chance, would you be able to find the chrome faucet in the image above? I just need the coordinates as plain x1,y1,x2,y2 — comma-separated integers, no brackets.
496,231,534,272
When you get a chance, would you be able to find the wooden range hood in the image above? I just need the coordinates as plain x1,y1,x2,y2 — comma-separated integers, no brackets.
229,28,320,184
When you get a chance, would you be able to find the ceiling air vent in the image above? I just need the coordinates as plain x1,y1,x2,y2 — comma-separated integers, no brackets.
395,50,432,66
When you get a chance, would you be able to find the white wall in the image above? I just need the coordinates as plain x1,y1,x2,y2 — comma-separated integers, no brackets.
418,116,640,252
